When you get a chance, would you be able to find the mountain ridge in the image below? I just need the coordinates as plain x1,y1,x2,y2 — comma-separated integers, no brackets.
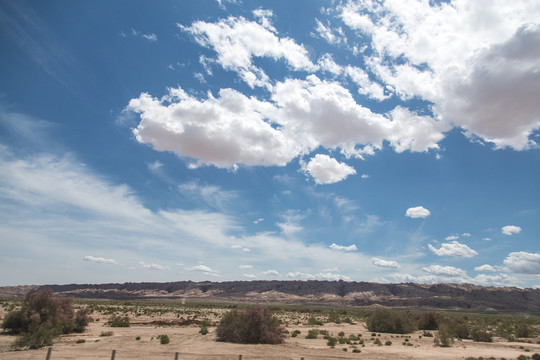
1,280,539,313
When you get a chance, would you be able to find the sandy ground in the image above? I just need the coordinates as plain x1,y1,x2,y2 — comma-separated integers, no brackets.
1,311,539,359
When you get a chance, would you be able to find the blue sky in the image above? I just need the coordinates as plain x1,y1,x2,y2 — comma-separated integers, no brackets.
1,0,539,287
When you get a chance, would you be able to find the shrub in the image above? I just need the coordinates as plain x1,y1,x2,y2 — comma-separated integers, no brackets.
107,315,130,327
216,306,284,344
327,337,337,347
199,319,210,335
471,328,493,342
2,288,90,349
76,339,86,344
373,338,382,346
291,330,301,337
516,324,530,338
385,341,392,346
306,329,319,339
100,331,113,337
416,312,440,330
135,336,141,340
158,334,170,344
434,323,454,347
366,309,415,334
307,317,323,326
531,354,540,360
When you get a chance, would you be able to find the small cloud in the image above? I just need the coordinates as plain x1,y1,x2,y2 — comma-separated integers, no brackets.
422,265,468,277
83,256,117,265
428,241,478,258
361,174,370,179
372,258,399,268
231,245,242,249
502,225,522,235
329,243,357,251
462,233,472,237
474,264,496,272
302,154,356,185
445,235,459,241
142,33,158,42
262,269,279,276
189,264,221,276
253,218,264,224
139,261,169,271
242,274,257,279
322,267,339,273
405,206,430,218
242,248,251,252
482,237,492,241
238,265,253,270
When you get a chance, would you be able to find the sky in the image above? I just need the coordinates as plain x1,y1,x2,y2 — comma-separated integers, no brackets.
0,0,539,288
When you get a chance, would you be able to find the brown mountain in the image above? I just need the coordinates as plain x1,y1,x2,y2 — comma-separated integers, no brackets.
2,281,539,313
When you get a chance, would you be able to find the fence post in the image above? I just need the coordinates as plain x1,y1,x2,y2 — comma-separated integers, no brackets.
239,355,242,360
111,349,116,360
45,347,52,360
175,352,179,360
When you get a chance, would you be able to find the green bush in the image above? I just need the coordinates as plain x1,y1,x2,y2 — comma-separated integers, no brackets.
216,306,284,344
327,337,337,347
434,323,454,347
2,288,90,349
416,312,440,330
100,331,113,337
471,328,493,342
307,317,323,326
366,309,415,334
291,330,301,337
158,334,170,344
385,340,392,345
76,339,86,344
306,329,319,339
107,315,130,327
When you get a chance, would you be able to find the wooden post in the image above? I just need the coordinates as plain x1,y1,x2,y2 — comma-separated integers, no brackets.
45,347,52,360
174,352,179,360
111,349,116,360
239,355,242,360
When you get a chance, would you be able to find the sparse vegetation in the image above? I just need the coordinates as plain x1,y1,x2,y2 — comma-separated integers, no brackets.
434,322,454,347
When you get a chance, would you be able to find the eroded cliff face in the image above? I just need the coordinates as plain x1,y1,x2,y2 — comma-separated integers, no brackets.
2,280,539,313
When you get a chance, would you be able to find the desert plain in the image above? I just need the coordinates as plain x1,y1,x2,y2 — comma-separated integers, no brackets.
1,299,540,360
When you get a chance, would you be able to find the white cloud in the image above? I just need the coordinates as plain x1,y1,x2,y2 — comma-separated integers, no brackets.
262,269,279,276
473,273,519,286
179,15,315,88
482,237,492,241
329,243,357,252
504,252,540,274
142,33,158,42
405,206,430,219
238,265,253,270
361,174,369,179
462,233,471,237
287,271,351,281
314,19,345,45
502,225,522,235
129,75,446,171
139,262,169,271
242,273,257,279
372,257,398,268
253,218,264,224
474,264,496,272
83,256,117,265
338,0,540,150
422,265,467,278
428,241,478,258
302,154,356,184
445,235,459,241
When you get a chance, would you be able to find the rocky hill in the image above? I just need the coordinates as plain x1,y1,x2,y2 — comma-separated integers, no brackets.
2,281,539,313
